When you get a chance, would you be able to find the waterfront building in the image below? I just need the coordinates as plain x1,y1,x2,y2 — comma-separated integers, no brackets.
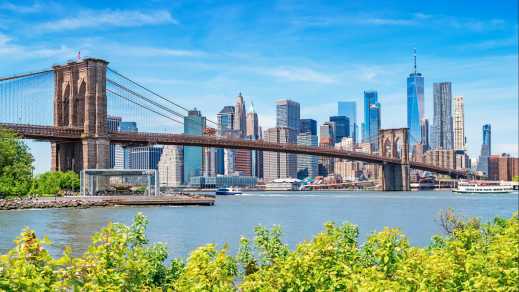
107,116,122,168
119,121,138,169
224,149,236,175
263,127,297,181
234,148,252,176
338,101,357,144
234,93,247,136
202,128,217,177
334,137,357,181
189,175,258,188
264,178,302,191
432,82,453,149
120,121,138,132
183,108,206,183
406,49,424,146
362,91,381,151
296,132,318,179
488,154,519,181
319,122,335,176
329,116,350,143
158,145,183,187
128,146,163,169
276,99,300,131
453,96,466,151
477,124,492,175
424,149,455,169
299,118,317,135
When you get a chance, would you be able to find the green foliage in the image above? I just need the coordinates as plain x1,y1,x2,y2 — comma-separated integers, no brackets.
0,128,33,197
29,171,80,196
1,212,518,291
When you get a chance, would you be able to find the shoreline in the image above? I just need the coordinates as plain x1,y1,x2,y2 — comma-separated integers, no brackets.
0,194,215,210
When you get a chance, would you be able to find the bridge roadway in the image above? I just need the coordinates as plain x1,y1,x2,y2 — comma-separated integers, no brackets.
0,123,468,177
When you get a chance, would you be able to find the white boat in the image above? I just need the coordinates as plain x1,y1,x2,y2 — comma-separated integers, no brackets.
215,187,242,195
453,181,514,194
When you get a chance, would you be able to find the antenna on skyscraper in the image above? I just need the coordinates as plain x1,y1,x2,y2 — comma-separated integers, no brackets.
413,48,417,74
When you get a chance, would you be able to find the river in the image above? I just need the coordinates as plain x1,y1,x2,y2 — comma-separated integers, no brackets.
0,190,517,259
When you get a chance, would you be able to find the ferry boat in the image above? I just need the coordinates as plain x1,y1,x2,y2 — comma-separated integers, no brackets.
215,187,242,195
453,181,514,194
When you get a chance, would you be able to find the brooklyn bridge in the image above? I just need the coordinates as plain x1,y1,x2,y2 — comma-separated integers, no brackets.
0,58,469,191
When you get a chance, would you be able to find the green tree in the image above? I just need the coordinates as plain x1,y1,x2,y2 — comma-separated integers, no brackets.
30,171,80,196
0,128,33,197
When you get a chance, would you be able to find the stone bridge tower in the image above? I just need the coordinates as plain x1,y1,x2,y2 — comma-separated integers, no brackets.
378,128,410,191
50,58,109,173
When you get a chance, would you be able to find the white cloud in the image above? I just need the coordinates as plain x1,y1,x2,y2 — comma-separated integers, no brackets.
262,67,336,83
494,144,519,156
458,37,517,50
0,33,75,59
0,1,42,13
37,9,177,32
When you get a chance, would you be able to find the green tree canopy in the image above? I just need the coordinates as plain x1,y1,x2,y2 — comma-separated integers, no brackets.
0,128,33,197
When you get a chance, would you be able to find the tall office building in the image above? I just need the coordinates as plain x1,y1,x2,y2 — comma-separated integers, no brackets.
120,121,138,132
216,106,235,174
276,99,300,131
406,49,424,146
432,82,453,149
158,145,183,187
329,116,350,143
362,91,381,151
263,127,297,181
319,122,335,176
107,116,122,168
453,96,466,151
128,146,163,169
296,132,318,179
338,101,357,143
477,124,492,174
421,118,430,150
299,119,317,135
234,93,247,136
246,102,259,139
183,108,206,183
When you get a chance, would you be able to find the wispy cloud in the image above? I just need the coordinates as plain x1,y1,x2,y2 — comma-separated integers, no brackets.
0,1,42,13
261,67,336,83
458,36,517,50
37,9,177,32
0,33,74,59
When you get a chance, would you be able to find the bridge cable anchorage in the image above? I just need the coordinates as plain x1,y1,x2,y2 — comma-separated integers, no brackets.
0,69,54,82
107,67,217,125
107,67,217,126
106,89,184,125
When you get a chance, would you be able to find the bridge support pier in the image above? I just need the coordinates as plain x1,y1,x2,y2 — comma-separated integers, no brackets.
381,163,410,191
51,142,83,173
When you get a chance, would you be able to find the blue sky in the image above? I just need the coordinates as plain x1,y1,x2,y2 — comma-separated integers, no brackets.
0,0,517,173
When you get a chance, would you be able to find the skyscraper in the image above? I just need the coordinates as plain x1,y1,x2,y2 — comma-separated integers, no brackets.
263,127,297,181
183,108,206,183
296,132,318,179
107,116,121,168
432,82,453,149
329,116,350,143
407,49,424,146
453,96,466,151
234,93,247,136
362,91,381,151
421,118,430,150
128,146,163,169
276,99,300,131
299,119,317,135
319,122,335,175
477,124,492,174
158,145,183,187
217,106,235,133
338,101,357,143
246,102,259,139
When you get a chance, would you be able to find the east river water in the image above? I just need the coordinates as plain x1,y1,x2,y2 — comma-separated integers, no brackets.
0,191,517,259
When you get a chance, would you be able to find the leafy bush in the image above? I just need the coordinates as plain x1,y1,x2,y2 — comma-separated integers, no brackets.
0,128,33,197
29,171,80,196
1,212,518,290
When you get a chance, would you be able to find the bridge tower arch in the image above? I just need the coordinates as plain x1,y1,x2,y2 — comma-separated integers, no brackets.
378,128,410,191
51,58,109,173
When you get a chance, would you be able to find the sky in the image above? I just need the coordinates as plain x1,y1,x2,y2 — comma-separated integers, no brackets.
0,0,517,173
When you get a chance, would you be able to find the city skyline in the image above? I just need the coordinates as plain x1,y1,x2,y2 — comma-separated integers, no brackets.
0,0,516,173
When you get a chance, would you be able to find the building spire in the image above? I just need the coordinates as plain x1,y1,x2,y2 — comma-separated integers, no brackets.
413,48,417,74
249,100,255,113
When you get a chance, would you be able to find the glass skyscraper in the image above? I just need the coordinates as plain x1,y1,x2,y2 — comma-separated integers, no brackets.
362,91,381,151
329,116,349,143
477,124,492,174
337,101,357,143
183,109,206,183
299,118,317,135
432,82,453,149
276,99,300,131
406,51,424,146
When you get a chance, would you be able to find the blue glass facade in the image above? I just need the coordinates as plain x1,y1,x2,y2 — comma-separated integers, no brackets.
477,124,491,174
407,72,424,145
329,116,350,143
432,82,453,149
362,91,381,150
128,146,163,169
276,99,300,131
183,109,206,183
299,118,317,135
337,101,357,143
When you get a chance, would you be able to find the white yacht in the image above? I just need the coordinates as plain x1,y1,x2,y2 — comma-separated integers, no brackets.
453,181,514,194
